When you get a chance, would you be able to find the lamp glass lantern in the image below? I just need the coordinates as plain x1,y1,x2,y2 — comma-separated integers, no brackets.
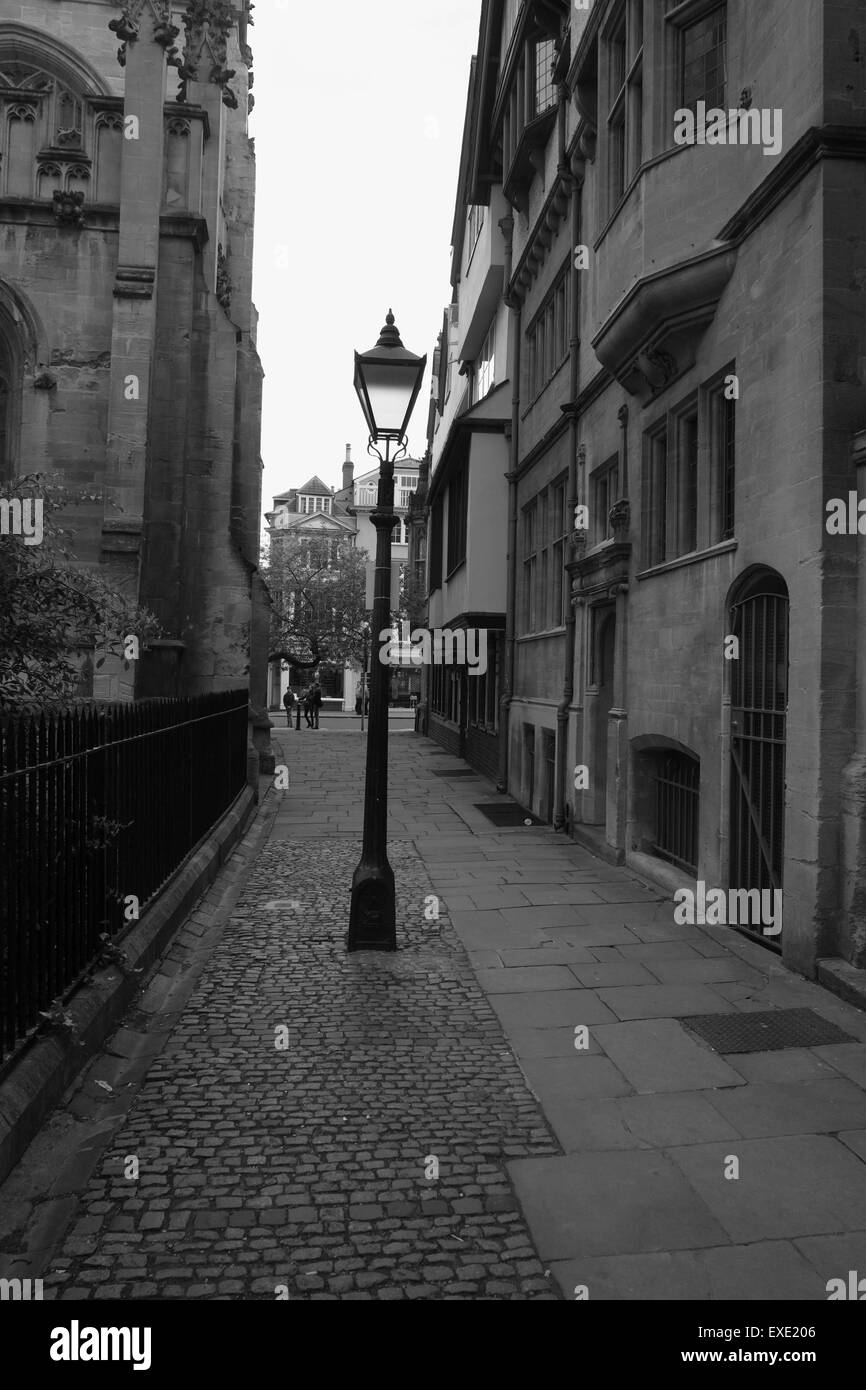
353,310,427,443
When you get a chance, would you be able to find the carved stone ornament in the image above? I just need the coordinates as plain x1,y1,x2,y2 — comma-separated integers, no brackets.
643,345,678,388
180,1,239,109
53,189,85,228
216,244,232,310
110,1,181,68
609,499,630,539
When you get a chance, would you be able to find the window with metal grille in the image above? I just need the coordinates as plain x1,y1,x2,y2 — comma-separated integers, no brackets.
653,752,700,874
447,463,468,575
551,481,567,627
467,203,485,266
642,372,736,568
605,0,643,214
535,38,557,115
473,321,496,404
591,456,619,546
524,724,536,803
414,532,426,592
680,6,727,112
526,261,570,400
720,391,735,539
522,500,538,632
729,574,788,902
429,496,443,592
678,410,698,555
543,729,556,823
468,637,499,734
644,425,668,567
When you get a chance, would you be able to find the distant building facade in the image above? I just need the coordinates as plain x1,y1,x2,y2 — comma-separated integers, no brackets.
0,0,270,769
266,447,421,710
419,0,866,985
415,53,510,784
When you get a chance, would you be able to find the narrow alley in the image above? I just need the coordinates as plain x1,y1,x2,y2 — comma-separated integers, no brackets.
2,728,866,1302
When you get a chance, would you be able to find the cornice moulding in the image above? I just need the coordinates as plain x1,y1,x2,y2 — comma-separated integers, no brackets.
719,124,866,244
591,246,737,399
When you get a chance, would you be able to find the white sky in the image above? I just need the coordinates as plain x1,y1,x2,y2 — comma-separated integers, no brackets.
250,1,482,515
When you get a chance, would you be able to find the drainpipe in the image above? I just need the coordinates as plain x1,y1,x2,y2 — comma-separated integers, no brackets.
555,144,583,830
840,428,866,966
618,404,629,500
498,211,519,794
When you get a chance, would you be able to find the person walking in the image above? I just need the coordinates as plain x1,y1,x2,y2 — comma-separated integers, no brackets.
302,688,314,729
310,682,323,730
282,687,295,727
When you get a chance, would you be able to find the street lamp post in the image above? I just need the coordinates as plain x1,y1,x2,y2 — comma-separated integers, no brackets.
347,310,426,952
359,623,369,734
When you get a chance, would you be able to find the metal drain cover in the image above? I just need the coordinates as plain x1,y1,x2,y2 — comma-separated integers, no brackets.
680,1007,855,1054
474,803,543,827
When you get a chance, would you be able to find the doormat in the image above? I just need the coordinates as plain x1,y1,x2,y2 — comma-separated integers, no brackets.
474,803,544,827
680,1007,854,1054
432,768,477,777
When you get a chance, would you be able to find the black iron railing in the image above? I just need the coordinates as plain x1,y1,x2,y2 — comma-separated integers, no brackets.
653,752,700,876
0,691,248,1064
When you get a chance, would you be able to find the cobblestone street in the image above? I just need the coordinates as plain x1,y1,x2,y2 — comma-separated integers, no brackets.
0,730,562,1301
3,726,866,1302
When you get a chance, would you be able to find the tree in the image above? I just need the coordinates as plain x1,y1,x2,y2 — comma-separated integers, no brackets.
0,473,162,710
263,530,370,672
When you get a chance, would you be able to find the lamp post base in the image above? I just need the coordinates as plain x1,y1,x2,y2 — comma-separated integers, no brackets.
347,860,397,952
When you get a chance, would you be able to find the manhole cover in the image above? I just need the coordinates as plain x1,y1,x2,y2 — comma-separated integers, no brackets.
432,768,476,777
680,1007,855,1054
474,803,543,827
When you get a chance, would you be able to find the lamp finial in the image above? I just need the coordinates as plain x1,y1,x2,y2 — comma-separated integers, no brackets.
376,310,403,349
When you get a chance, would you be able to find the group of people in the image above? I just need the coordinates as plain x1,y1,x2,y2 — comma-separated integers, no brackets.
282,682,323,729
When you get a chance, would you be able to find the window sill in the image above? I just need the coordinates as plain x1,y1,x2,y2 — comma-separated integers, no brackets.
585,536,617,555
636,537,737,581
445,559,467,583
516,626,567,642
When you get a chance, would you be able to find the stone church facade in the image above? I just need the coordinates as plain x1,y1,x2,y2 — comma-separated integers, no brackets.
0,0,271,766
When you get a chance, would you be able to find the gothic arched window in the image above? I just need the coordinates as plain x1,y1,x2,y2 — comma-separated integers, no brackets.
0,35,103,200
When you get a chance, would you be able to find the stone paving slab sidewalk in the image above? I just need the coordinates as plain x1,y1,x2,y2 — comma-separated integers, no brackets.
2,728,866,1301
398,746,866,1302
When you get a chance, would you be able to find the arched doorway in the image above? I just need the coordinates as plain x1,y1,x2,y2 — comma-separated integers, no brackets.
728,568,789,931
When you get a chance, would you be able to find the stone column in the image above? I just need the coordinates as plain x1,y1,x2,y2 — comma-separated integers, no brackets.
102,2,174,591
